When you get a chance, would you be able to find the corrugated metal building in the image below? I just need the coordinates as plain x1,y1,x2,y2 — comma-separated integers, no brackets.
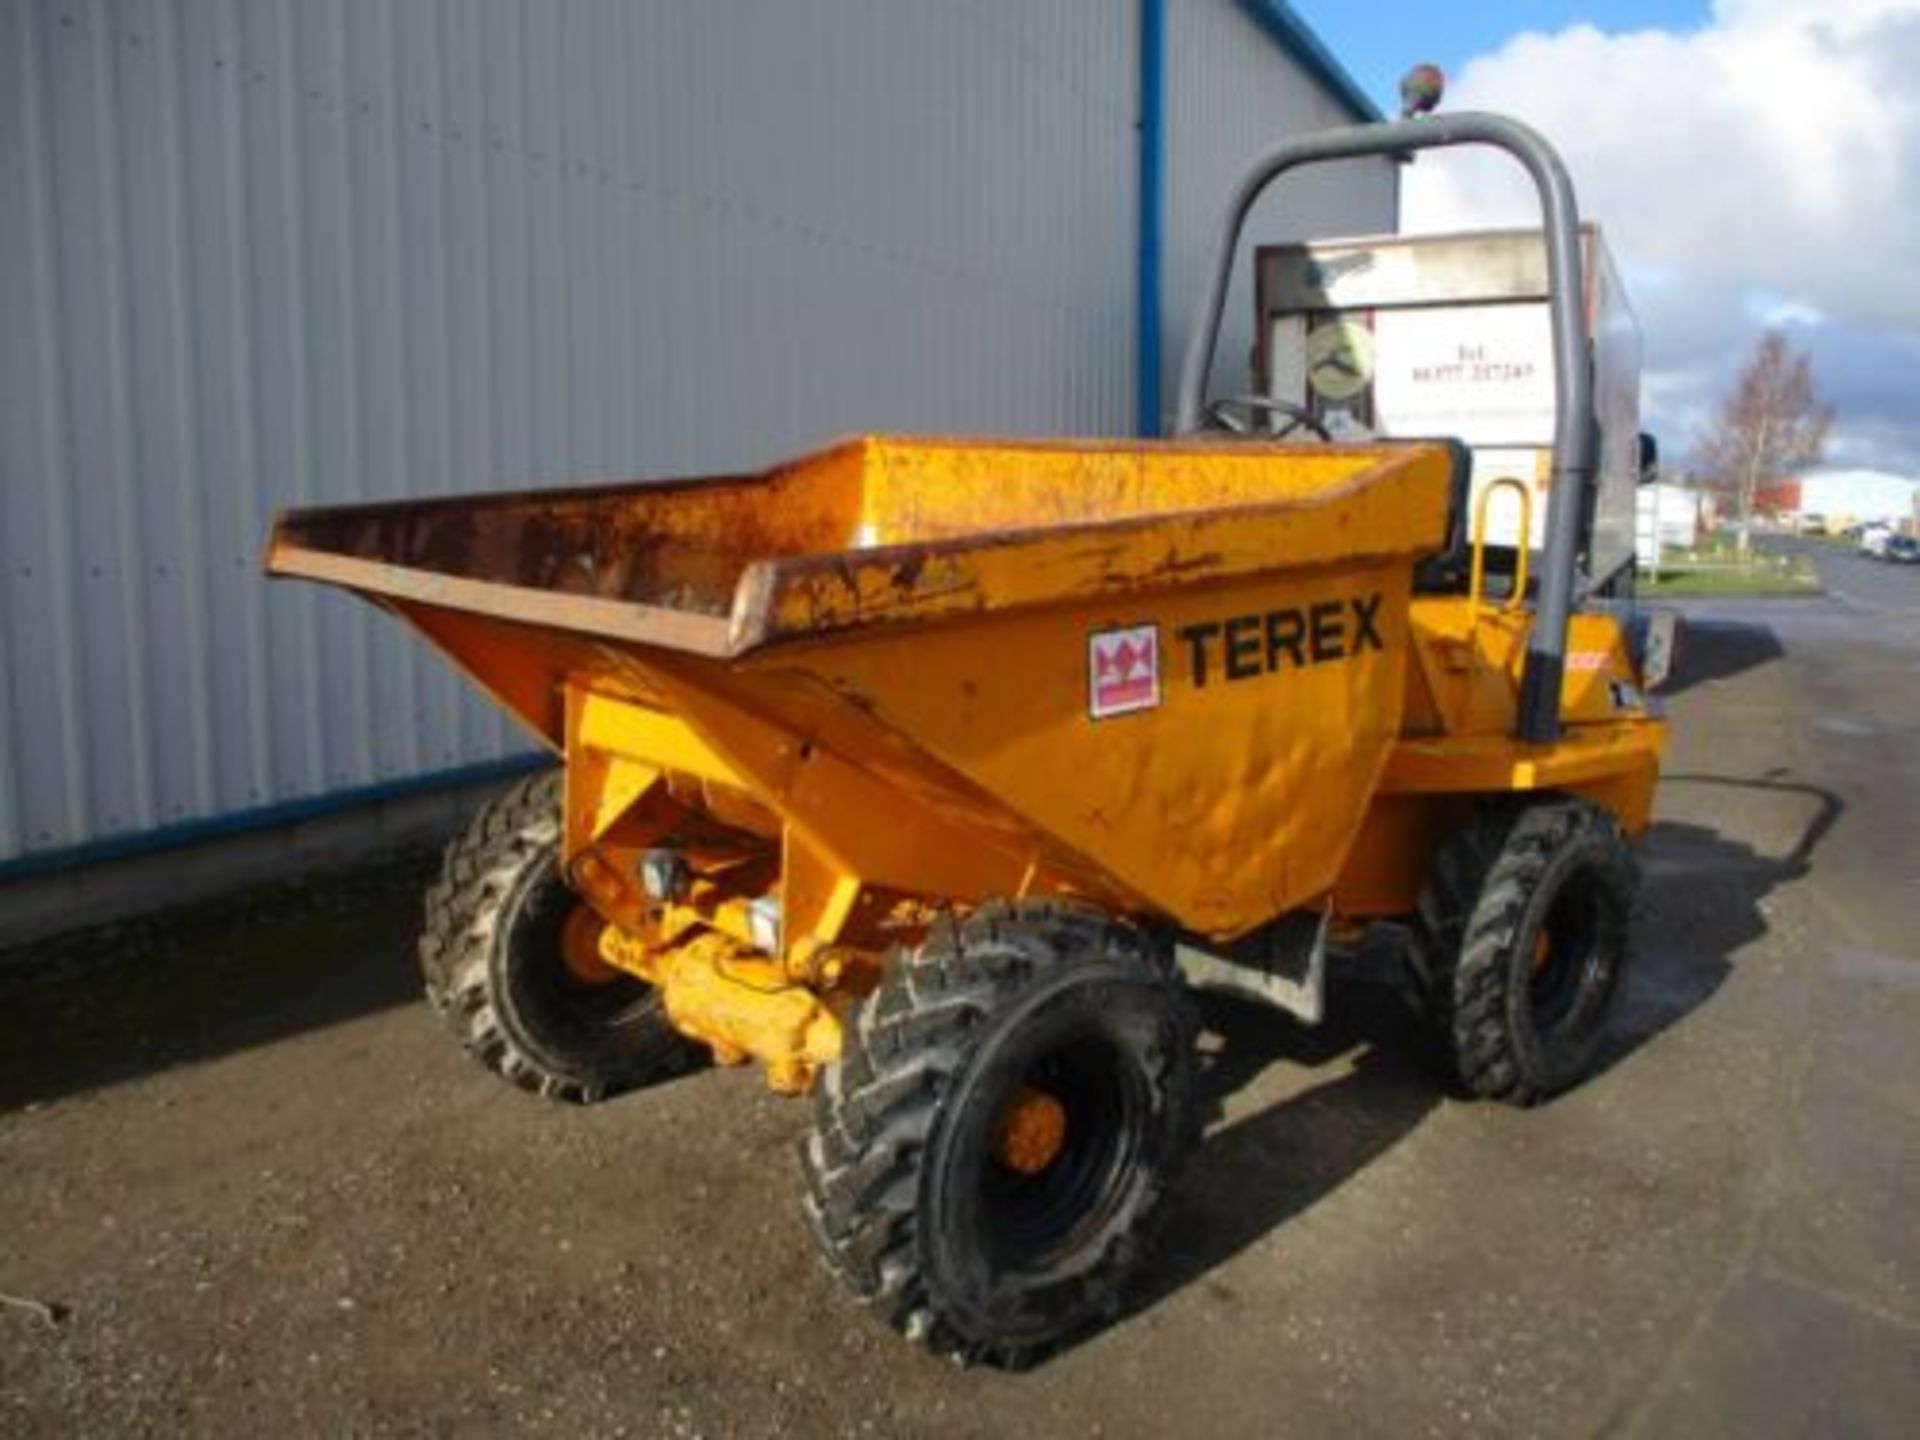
1,0,1390,934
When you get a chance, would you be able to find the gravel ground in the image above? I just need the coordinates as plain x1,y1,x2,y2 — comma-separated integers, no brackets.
3,590,1917,1437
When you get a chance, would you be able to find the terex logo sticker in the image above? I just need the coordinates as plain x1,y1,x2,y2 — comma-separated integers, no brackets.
1088,625,1160,719
1177,592,1385,687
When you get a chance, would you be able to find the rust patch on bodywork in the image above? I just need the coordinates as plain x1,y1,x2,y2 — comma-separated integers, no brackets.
268,433,1453,657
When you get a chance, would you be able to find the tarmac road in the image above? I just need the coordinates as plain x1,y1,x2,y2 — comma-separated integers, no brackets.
3,570,1917,1437
1794,535,1920,612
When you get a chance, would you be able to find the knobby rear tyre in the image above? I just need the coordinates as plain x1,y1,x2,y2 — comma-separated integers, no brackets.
420,770,694,1103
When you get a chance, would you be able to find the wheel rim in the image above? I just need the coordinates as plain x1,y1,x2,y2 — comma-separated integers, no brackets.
559,905,623,985
1527,874,1605,1031
497,856,662,1060
976,1034,1150,1274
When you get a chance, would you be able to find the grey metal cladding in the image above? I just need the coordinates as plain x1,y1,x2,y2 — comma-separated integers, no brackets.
0,0,1386,868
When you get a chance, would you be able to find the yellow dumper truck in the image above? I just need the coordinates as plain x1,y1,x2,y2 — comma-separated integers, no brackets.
269,113,1666,1362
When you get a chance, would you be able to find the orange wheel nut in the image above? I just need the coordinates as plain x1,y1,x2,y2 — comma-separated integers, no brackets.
560,906,621,985
994,1085,1068,1176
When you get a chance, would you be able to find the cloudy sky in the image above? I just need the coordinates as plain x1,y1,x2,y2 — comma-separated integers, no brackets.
1293,0,1920,486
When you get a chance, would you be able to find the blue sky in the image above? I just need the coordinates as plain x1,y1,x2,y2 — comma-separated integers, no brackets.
1292,2,1714,117
1282,0,1920,487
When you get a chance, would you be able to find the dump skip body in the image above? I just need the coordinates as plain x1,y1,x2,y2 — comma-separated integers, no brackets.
270,434,1455,943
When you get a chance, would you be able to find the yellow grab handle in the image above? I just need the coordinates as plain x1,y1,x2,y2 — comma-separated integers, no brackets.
1468,477,1534,616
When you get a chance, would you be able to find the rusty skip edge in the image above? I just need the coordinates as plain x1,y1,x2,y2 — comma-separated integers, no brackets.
264,440,1453,661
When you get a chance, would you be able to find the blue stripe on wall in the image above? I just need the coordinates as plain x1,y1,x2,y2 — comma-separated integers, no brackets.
0,753,550,883
1135,0,1168,438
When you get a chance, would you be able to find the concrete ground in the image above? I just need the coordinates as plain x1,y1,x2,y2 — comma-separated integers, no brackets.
3,543,1916,1436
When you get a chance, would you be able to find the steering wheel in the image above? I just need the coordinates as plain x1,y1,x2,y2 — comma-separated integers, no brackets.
1202,394,1332,441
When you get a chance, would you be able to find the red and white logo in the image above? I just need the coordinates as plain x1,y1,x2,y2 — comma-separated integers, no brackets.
1088,625,1161,719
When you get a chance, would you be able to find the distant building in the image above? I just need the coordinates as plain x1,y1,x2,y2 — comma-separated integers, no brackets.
1636,482,1711,564
1795,470,1920,530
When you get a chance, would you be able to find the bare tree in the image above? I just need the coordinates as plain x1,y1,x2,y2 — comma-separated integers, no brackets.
1697,330,1832,553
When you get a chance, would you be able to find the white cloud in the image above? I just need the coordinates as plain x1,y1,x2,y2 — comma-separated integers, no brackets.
1748,294,1824,328
1400,0,1920,470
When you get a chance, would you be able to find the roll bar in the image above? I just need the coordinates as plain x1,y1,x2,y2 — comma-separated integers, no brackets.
1172,112,1593,744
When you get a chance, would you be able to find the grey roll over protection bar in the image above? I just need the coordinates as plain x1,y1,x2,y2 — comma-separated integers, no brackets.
1171,111,1595,744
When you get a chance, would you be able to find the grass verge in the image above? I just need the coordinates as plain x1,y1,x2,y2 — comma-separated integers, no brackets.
1640,555,1821,598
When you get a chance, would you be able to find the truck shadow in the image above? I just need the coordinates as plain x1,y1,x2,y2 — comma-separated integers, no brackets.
1657,618,1784,697
1089,769,1842,1357
1599,771,1840,1077
1122,982,1438,1324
